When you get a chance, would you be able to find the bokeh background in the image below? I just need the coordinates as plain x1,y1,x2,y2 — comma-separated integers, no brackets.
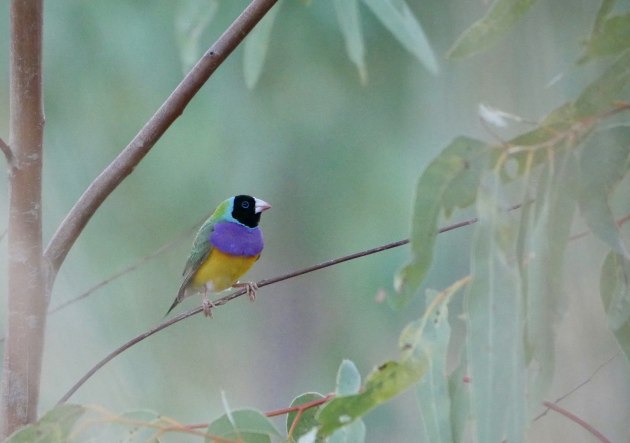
0,0,629,441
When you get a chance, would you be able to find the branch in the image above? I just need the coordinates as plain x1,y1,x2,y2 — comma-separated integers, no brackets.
56,212,485,404
1,0,46,436
0,138,12,163
43,0,279,284
542,401,611,443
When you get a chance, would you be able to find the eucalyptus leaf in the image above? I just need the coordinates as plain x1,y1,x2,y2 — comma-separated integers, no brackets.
206,409,281,443
336,360,362,396
447,0,538,59
361,0,439,74
578,126,630,258
175,0,218,74
523,152,578,412
6,404,85,443
334,0,367,84
287,393,326,442
416,289,453,443
395,137,488,306
600,252,630,364
243,1,282,89
466,171,526,443
579,0,630,64
575,49,630,118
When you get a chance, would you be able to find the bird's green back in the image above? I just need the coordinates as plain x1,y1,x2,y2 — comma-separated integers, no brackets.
181,198,233,280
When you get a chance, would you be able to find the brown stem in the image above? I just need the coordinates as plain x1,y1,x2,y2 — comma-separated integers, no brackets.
1,0,46,437
43,0,279,284
542,401,611,443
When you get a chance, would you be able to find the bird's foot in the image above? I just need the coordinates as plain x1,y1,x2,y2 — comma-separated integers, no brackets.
202,295,215,318
234,281,258,302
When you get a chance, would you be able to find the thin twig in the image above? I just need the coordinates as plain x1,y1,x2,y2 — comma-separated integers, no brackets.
533,352,619,421
43,0,279,286
0,138,12,163
48,218,203,315
56,211,489,404
542,401,612,443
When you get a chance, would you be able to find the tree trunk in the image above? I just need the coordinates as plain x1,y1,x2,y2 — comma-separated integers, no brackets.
1,0,46,437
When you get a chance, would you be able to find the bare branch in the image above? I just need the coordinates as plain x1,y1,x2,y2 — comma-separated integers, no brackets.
1,0,46,436
542,401,612,443
56,211,488,404
43,0,279,283
0,138,12,163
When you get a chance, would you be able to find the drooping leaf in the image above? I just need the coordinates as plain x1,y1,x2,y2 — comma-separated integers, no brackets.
447,0,538,59
415,289,453,443
448,354,471,443
336,360,362,396
317,359,426,437
578,126,630,258
575,49,630,118
206,409,281,443
175,0,218,74
600,251,630,364
243,1,282,89
287,393,326,443
579,0,630,64
328,419,366,443
466,171,526,443
6,404,85,443
395,137,488,306
317,283,457,438
522,152,578,412
334,0,367,84
361,0,439,74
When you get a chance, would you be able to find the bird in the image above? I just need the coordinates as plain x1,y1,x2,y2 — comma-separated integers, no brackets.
166,195,271,317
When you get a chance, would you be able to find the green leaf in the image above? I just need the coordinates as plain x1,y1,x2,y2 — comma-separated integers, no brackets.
334,0,367,84
466,171,526,443
415,289,453,443
600,252,630,364
207,409,281,443
336,360,362,396
579,3,630,64
317,359,426,437
243,1,282,89
395,137,488,306
328,419,366,443
447,0,538,59
318,284,456,438
578,126,630,258
6,404,85,443
522,152,578,411
361,0,439,74
575,50,630,118
175,0,218,74
287,393,326,442
448,355,471,443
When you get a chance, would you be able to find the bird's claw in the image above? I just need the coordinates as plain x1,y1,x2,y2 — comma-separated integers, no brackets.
234,281,258,302
202,296,215,318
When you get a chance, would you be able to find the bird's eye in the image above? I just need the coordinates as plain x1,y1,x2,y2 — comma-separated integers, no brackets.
241,201,250,209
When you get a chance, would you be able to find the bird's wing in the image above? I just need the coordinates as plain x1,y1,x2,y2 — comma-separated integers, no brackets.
181,216,216,284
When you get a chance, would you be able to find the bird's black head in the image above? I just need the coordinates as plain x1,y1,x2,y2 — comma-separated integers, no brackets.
231,195,270,228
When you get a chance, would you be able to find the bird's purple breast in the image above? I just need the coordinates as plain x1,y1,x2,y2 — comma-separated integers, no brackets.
210,222,264,256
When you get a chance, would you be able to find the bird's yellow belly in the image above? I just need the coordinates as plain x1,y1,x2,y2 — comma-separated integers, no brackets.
191,248,258,292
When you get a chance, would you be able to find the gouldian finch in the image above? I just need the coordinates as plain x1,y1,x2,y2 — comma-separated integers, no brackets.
166,195,271,316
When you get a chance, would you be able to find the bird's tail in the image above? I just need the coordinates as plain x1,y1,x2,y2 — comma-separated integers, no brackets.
164,286,187,317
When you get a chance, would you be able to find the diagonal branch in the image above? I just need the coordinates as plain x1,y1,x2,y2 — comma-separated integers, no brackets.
43,0,279,284
56,212,485,404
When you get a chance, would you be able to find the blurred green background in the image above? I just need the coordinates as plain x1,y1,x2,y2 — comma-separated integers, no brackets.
1,0,628,441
